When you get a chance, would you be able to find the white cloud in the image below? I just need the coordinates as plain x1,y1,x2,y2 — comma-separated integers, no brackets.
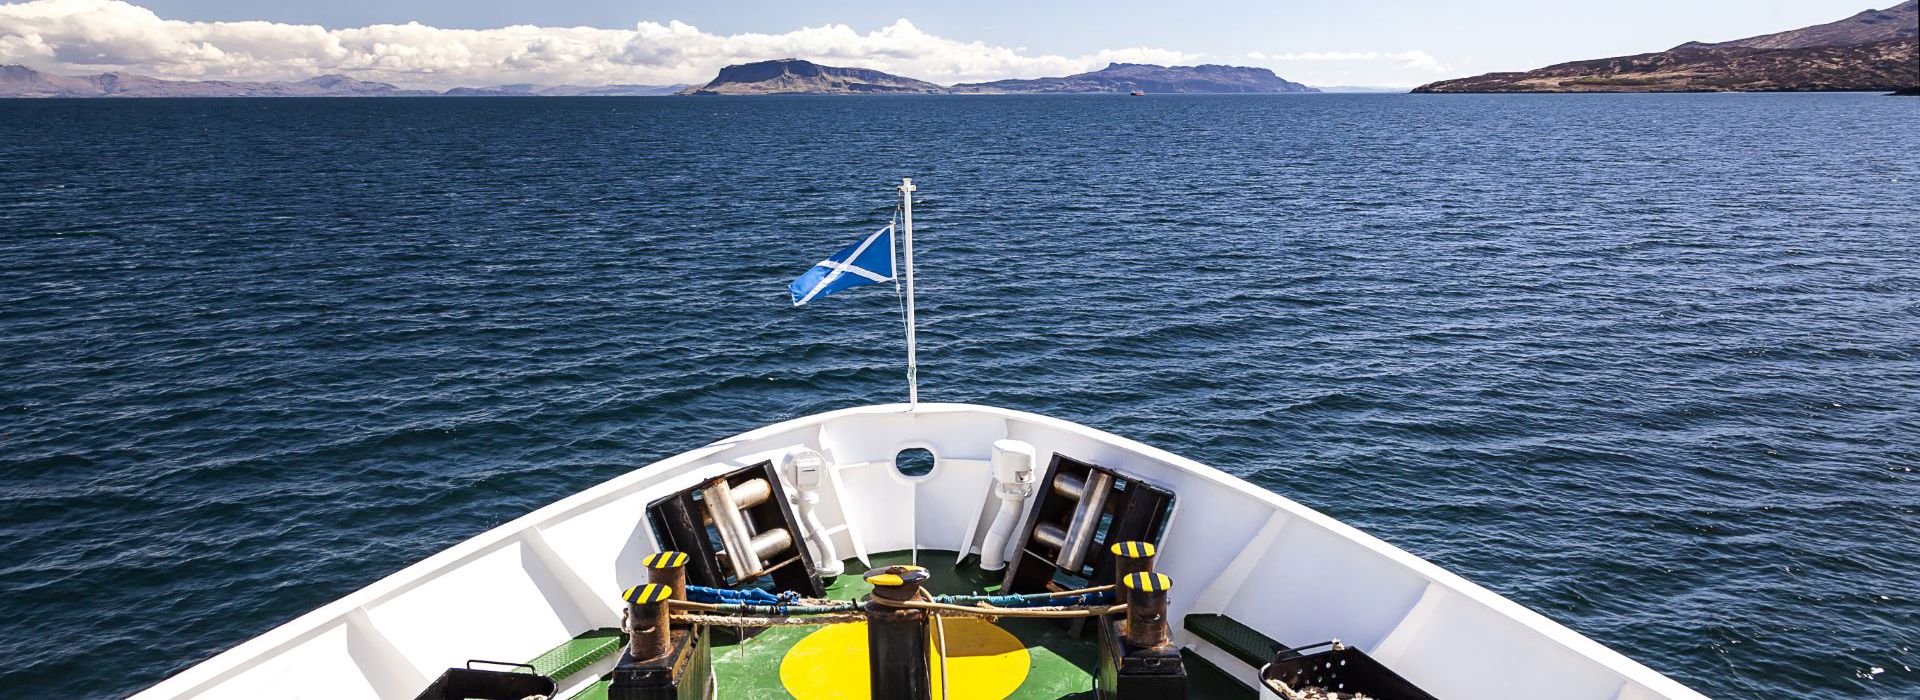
0,0,1204,87
1256,49,1451,73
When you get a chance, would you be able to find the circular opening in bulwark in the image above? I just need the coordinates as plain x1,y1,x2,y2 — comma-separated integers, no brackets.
894,447,936,478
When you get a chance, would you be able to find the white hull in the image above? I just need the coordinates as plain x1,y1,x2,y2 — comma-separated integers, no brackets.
134,403,1707,700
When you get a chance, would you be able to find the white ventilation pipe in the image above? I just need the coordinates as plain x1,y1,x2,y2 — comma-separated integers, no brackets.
978,439,1037,572
782,448,843,578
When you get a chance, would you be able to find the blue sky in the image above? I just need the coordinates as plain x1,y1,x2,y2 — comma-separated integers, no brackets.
2,0,1894,88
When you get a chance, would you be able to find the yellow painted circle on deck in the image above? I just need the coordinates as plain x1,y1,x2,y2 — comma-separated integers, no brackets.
779,619,1029,699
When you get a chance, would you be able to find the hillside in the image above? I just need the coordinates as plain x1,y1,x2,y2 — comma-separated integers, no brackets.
1415,1,1918,93
1676,0,1916,50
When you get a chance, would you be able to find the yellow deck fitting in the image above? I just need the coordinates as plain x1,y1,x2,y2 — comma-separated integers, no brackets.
862,565,930,588
1121,572,1173,593
1109,541,1156,559
622,583,675,604
643,551,689,568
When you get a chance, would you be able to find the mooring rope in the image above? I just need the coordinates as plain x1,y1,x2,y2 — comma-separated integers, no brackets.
869,596,1125,619
670,599,860,615
671,611,870,627
662,582,1124,626
933,586,1116,608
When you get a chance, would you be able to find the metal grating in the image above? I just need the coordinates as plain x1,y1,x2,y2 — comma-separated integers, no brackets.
1185,613,1289,668
528,627,624,681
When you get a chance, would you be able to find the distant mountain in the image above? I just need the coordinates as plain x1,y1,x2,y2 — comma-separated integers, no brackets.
680,59,944,95
1312,85,1411,94
950,63,1317,94
1415,1,1918,93
0,65,433,97
7,59,1321,99
0,65,684,98
442,83,686,97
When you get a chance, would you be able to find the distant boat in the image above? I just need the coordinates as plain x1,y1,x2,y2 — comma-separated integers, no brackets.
1130,89,1146,96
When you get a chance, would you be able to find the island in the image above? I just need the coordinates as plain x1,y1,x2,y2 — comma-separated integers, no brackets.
1414,0,1917,93
678,59,945,95
948,63,1315,94
0,64,686,98
678,59,1318,95
1,57,1316,98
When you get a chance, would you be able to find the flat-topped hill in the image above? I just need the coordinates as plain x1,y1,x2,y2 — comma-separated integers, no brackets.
680,59,945,95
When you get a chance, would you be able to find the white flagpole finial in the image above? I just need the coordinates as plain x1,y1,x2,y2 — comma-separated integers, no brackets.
900,178,918,408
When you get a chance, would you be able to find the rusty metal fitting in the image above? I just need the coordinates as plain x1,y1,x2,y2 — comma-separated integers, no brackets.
644,551,690,601
621,583,675,662
1108,541,1157,606
1121,572,1173,649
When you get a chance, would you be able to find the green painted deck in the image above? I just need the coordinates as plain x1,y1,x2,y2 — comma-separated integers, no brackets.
528,627,624,682
703,550,1254,700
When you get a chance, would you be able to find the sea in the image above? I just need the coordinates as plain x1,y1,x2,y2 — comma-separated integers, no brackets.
1,93,1917,698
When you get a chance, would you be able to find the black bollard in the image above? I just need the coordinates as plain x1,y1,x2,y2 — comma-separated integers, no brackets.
863,565,933,700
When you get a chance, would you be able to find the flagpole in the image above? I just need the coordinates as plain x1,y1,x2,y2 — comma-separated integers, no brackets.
900,177,918,408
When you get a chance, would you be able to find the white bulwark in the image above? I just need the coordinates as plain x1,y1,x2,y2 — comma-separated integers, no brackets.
133,404,1709,700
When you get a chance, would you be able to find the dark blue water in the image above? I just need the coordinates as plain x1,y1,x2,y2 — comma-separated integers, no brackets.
2,94,1917,698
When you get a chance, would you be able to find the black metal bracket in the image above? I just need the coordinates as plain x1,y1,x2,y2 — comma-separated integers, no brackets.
645,461,826,598
1002,454,1175,594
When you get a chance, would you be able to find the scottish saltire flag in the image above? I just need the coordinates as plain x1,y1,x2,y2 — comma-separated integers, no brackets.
790,225,895,306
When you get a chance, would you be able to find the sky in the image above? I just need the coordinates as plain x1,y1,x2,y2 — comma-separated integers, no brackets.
0,0,1896,89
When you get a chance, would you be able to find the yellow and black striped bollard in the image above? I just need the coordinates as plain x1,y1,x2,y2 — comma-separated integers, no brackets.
1108,540,1157,607
621,583,675,662
644,550,689,602
1121,572,1174,649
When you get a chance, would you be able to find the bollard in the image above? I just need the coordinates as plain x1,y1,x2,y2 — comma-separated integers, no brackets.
1100,571,1186,698
644,551,689,602
1121,572,1173,649
863,565,933,700
622,583,675,662
609,580,711,700
1108,541,1157,607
